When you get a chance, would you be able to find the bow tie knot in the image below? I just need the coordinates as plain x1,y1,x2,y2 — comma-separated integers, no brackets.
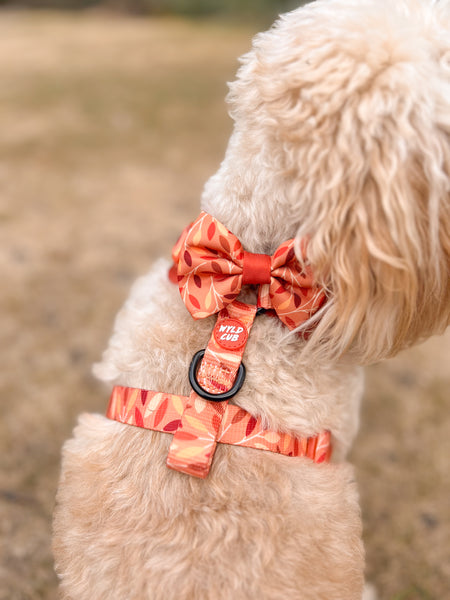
170,212,325,330
242,251,272,285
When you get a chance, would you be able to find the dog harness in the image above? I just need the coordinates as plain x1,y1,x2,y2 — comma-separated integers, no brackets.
107,212,331,478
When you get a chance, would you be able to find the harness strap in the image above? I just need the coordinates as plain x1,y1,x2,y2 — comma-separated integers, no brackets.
107,386,332,466
166,301,257,477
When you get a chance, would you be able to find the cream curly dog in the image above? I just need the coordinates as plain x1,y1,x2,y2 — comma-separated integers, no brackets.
53,1,450,598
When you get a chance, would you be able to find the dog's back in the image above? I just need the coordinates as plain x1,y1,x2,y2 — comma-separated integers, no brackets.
54,420,364,600
53,259,365,599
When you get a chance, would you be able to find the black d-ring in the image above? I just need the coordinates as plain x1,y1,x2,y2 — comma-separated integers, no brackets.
189,350,246,402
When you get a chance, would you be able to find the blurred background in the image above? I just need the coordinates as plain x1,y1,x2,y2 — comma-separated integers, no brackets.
0,2,449,599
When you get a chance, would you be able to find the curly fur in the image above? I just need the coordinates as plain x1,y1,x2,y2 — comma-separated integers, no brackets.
53,1,450,598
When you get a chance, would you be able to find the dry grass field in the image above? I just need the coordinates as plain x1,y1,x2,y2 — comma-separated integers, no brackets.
0,10,448,600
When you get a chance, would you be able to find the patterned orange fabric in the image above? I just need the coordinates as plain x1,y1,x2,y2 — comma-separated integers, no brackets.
166,393,225,478
171,212,325,330
107,386,332,471
165,302,258,476
196,301,256,395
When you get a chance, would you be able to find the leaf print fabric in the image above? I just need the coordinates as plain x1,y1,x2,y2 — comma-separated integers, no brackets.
166,301,258,477
107,386,332,478
171,212,326,330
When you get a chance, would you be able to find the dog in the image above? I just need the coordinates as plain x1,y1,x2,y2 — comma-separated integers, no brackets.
53,1,450,598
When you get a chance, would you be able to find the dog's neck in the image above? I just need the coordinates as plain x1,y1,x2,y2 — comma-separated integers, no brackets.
201,130,300,254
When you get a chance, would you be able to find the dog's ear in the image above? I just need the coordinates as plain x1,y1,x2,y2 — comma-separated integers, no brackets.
229,1,450,364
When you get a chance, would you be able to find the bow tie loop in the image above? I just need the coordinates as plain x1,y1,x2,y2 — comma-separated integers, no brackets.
171,212,325,330
242,252,272,285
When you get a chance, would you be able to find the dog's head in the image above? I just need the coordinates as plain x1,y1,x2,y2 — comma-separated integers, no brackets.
203,0,450,364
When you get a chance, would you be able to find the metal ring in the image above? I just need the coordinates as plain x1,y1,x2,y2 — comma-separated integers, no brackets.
188,350,246,402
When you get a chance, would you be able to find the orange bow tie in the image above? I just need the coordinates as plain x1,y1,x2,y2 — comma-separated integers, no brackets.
170,212,325,330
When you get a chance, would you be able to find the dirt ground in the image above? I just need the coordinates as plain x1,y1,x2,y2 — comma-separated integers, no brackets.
0,11,448,600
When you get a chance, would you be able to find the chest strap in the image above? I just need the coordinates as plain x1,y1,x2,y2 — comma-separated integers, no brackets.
107,386,332,475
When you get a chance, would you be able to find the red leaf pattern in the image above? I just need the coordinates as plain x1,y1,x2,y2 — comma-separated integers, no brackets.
219,235,230,253
140,389,148,405
246,416,257,437
285,317,296,329
207,222,216,240
134,406,144,427
189,294,201,310
153,398,168,428
163,419,182,432
286,247,296,264
231,408,247,424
